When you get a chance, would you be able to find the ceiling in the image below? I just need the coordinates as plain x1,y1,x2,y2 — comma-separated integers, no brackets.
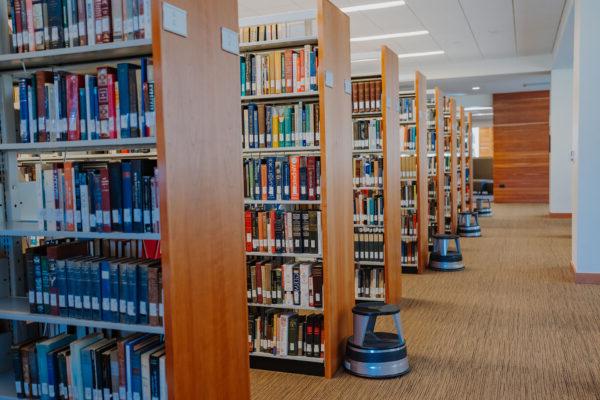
238,0,565,93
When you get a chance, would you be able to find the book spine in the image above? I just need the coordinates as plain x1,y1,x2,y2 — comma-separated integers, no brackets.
100,167,112,232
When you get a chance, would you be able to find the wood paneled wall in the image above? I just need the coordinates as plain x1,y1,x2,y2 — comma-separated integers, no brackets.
478,127,494,158
493,91,549,203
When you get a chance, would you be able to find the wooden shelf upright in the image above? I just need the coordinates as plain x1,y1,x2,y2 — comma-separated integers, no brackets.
415,72,429,272
435,88,446,234
449,98,459,233
459,106,467,211
240,0,353,378
467,112,474,211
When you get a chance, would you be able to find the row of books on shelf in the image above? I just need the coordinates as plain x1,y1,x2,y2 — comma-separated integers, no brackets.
400,156,417,179
34,160,159,234
241,101,319,149
400,97,415,122
353,155,383,188
401,182,417,207
427,157,436,174
17,59,155,143
243,156,320,202
240,46,318,97
352,118,381,151
355,267,384,300
351,80,381,114
427,131,436,152
401,213,418,236
353,192,383,226
26,240,163,326
239,18,316,44
11,331,166,400
400,126,416,151
244,209,322,256
248,310,323,359
401,241,418,264
354,227,383,262
7,0,152,54
246,259,322,309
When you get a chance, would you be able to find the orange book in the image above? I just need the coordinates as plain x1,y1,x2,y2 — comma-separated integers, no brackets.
289,156,300,200
260,163,268,200
63,162,75,231
284,50,293,93
258,212,266,252
299,50,305,92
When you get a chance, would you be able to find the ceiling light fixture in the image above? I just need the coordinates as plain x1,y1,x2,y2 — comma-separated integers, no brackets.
351,30,429,42
397,50,445,58
464,106,493,111
351,58,379,63
342,1,405,13
472,86,480,90
473,112,493,117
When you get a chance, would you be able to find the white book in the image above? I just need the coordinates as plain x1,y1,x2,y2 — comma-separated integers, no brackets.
141,345,163,400
111,0,123,40
80,179,90,232
278,313,289,356
85,0,95,45
43,169,56,231
27,87,36,143
46,83,56,141
143,0,151,40
35,164,45,230
159,355,167,400
299,263,312,307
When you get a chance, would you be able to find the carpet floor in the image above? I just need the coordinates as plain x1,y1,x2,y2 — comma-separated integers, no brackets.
250,204,600,400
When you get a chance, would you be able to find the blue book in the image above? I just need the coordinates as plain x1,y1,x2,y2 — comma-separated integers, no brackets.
36,333,76,400
78,88,87,140
121,161,133,233
117,63,132,138
127,262,138,324
266,157,276,200
140,58,148,136
310,50,317,91
253,159,261,200
81,259,91,320
46,346,68,400
127,336,161,400
81,338,110,400
137,262,149,325
100,259,111,321
247,104,255,148
119,261,129,323
69,333,104,400
251,104,259,148
33,254,44,314
265,106,272,147
85,75,97,140
41,256,50,313
93,173,103,231
124,335,151,400
109,259,121,322
282,160,291,201
131,160,145,233
240,57,246,97
92,85,100,140
47,257,58,314
73,258,83,319
56,259,68,316
87,171,97,231
89,259,102,321
73,163,82,232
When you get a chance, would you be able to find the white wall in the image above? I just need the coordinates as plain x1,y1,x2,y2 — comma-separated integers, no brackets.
549,68,573,214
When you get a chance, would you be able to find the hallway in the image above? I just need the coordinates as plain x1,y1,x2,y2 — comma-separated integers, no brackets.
251,204,600,400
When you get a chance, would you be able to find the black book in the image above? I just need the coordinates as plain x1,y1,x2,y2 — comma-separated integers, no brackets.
108,163,123,231
292,212,303,253
299,157,308,200
142,176,153,232
308,211,318,254
301,211,310,253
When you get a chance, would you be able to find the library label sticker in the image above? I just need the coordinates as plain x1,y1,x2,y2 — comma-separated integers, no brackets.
221,27,240,55
325,70,334,88
162,2,188,37
344,79,352,94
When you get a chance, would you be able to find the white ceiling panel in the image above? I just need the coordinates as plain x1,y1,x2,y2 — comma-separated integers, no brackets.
348,13,386,37
514,0,565,56
238,0,305,18
360,7,425,33
459,0,516,58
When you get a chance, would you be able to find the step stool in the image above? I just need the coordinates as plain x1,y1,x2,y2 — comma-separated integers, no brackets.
457,211,481,237
344,303,410,378
429,234,464,271
475,198,492,217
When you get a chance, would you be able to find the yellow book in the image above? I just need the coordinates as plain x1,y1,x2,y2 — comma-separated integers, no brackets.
272,108,279,148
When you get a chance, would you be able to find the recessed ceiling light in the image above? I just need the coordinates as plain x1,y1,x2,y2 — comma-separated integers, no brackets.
464,106,492,111
472,86,480,90
397,50,445,58
351,58,378,63
342,1,405,13
351,30,428,42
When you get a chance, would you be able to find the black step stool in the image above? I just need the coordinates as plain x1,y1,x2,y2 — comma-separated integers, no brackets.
475,198,493,217
457,211,481,237
429,233,464,271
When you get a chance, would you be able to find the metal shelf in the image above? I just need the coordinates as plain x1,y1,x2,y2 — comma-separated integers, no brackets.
356,296,385,301
244,199,320,205
0,137,156,153
355,261,384,266
241,91,319,102
246,252,322,259
0,297,164,334
352,111,382,118
242,146,320,156
0,222,160,240
239,36,318,52
249,352,324,364
247,302,322,311
352,149,382,155
0,39,152,72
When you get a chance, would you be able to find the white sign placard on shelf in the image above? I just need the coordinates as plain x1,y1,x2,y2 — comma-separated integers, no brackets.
325,70,334,88
221,27,239,55
162,2,188,37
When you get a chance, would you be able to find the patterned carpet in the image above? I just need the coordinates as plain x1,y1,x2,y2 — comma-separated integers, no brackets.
250,204,600,400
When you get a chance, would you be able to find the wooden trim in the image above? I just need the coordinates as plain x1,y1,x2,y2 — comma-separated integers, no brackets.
449,99,459,233
572,261,600,284
415,71,429,273
318,0,354,379
467,113,474,212
152,0,251,398
549,213,572,218
459,107,466,212
381,46,402,302
435,88,445,234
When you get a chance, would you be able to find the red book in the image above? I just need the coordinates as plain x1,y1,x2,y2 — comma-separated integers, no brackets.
299,50,305,92
97,67,117,139
99,167,112,232
284,50,293,93
289,156,300,200
306,318,314,355
306,156,316,201
244,210,253,251
66,74,84,141
35,71,53,142
63,162,75,231
25,0,33,52
255,262,263,304
14,0,23,53
94,0,103,43
77,0,87,45
101,0,112,42
313,317,321,355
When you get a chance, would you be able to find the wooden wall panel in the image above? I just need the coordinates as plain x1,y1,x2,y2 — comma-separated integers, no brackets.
152,0,251,398
381,46,402,302
493,91,549,203
478,127,494,158
415,72,429,272
318,0,354,379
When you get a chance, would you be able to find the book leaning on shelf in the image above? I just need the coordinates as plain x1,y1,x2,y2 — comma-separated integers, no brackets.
11,332,167,400
17,58,155,143
248,310,324,359
25,240,164,327
240,45,318,97
34,159,159,234
6,0,152,54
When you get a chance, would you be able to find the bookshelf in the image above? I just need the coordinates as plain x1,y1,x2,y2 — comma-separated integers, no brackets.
459,106,467,211
449,99,459,233
0,0,252,399
240,1,353,378
434,88,446,234
467,112,474,211
414,72,429,273
351,46,402,303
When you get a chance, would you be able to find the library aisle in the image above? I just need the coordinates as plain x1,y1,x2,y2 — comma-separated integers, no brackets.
250,204,600,400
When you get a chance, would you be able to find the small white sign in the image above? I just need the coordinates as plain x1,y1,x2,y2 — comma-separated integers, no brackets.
325,70,334,88
344,79,351,94
386,97,391,109
162,2,188,37
221,27,239,55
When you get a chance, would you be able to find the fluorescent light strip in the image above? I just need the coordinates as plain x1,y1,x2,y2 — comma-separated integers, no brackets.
351,58,378,63
464,106,493,111
351,30,428,42
473,113,494,117
342,1,405,13
397,50,444,58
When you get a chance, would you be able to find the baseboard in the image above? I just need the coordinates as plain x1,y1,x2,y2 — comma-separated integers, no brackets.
571,261,600,284
549,213,572,218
